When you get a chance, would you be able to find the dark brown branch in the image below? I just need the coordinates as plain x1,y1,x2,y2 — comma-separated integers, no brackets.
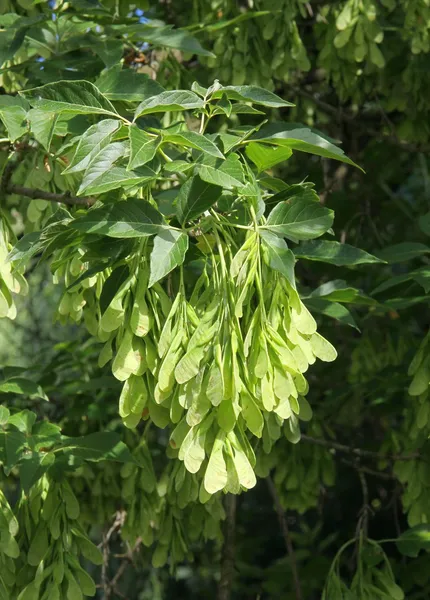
217,494,237,600
340,459,396,481
301,434,419,462
6,184,95,207
267,477,302,600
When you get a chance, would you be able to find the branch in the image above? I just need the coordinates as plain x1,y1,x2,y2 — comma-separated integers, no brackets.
267,477,302,600
301,434,419,462
340,458,396,481
6,184,94,207
217,494,237,600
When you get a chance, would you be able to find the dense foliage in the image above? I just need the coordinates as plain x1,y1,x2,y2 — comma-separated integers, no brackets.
1,1,430,599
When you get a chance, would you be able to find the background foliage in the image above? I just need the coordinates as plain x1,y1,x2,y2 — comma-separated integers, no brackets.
1,1,430,599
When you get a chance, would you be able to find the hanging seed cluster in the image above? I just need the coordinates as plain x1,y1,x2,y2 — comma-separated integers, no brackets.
0,219,28,319
12,476,102,600
52,223,337,497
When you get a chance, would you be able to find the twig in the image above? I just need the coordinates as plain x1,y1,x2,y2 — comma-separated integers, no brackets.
101,531,111,600
266,477,302,600
357,470,370,538
217,494,237,600
6,184,94,207
340,458,395,481
301,434,419,462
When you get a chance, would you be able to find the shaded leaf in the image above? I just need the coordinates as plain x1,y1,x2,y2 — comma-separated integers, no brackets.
72,198,165,238
294,240,384,266
149,230,189,287
375,243,430,264
163,131,224,159
128,126,160,170
304,298,359,329
263,199,334,241
134,91,204,119
63,119,121,174
175,175,222,224
96,67,164,101
213,85,293,108
59,432,134,463
251,123,361,168
246,142,292,172
20,80,119,117
260,230,296,289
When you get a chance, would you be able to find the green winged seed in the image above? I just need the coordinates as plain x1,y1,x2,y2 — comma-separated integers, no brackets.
204,431,228,494
309,332,337,362
228,432,257,490
297,396,313,421
409,361,430,396
27,524,49,566
159,346,183,392
206,363,224,406
186,381,211,426
175,346,205,384
240,390,263,437
274,397,292,420
112,329,142,381
291,301,317,335
224,449,241,494
261,372,276,411
218,398,240,433
182,426,207,474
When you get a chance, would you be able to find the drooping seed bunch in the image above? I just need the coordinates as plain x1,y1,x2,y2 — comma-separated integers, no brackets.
0,218,28,319
51,215,337,498
12,476,102,600
0,488,19,598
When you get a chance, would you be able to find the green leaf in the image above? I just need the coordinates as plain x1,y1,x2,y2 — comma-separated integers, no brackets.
197,165,243,189
0,378,48,400
134,91,204,119
309,280,376,305
77,141,127,193
128,126,160,170
175,175,222,225
293,240,384,266
59,432,134,463
20,452,55,493
96,67,164,101
374,243,430,264
28,108,58,151
63,119,121,174
92,39,124,68
7,231,42,266
304,298,359,329
212,85,293,108
0,430,27,473
0,405,9,425
20,80,119,117
80,165,155,195
163,131,224,159
246,142,292,172
0,96,28,142
397,525,430,557
263,199,334,241
72,198,165,238
132,24,214,57
7,410,36,433
260,230,296,289
149,230,189,288
250,123,361,168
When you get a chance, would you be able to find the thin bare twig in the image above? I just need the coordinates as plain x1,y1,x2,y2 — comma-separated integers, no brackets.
267,477,302,600
217,494,237,600
6,184,94,207
340,458,395,481
301,434,419,462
